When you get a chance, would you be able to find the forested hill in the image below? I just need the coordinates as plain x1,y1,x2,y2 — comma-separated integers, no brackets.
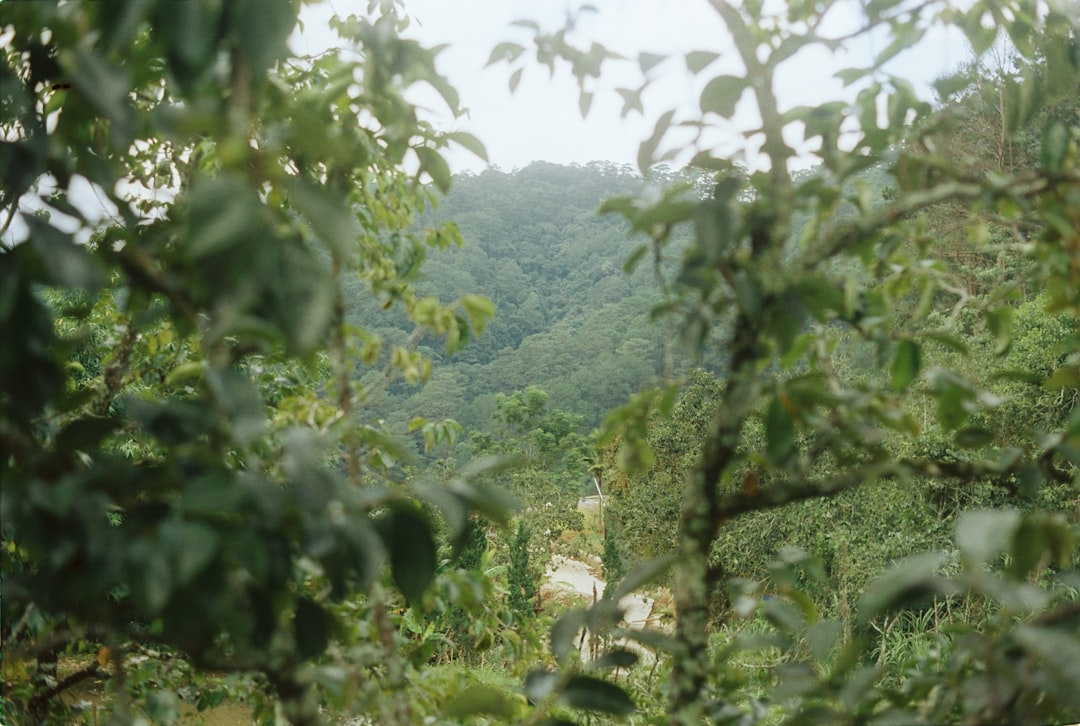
353,162,683,436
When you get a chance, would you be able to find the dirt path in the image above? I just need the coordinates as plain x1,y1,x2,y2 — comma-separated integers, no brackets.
542,548,662,663
543,555,656,628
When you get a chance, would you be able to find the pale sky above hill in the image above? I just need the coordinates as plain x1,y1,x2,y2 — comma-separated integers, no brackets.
295,1,971,174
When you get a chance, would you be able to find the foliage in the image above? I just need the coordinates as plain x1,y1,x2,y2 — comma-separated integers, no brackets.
362,161,692,437
507,520,538,621
3,0,1080,724
600,526,625,600
491,1,1080,723
0,1,504,723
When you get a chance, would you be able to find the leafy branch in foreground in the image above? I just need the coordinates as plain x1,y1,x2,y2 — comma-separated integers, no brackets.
1,1,500,723
497,1,1078,723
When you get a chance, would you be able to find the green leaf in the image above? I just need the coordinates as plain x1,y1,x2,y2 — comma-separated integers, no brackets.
376,504,437,603
761,598,805,632
509,67,524,92
700,74,746,118
926,368,977,431
623,244,649,273
1009,513,1073,580
857,552,955,621
765,394,797,467
294,597,332,659
286,178,362,263
25,216,103,291
1045,364,1080,389
953,427,994,449
164,521,219,585
227,0,295,75
445,131,488,162
834,67,870,86
413,484,467,549
693,199,734,264
932,71,971,100
561,675,635,715
578,90,594,118
956,509,1019,567
616,87,644,117
638,52,665,73
146,690,180,725
487,42,525,67
415,146,452,193
621,628,683,653
890,340,921,392
152,1,220,95
524,669,559,702
56,416,121,452
184,175,263,259
638,109,674,173
983,306,1014,356
1012,625,1080,706
592,649,638,669
686,50,720,73
612,554,677,601
551,609,588,662
443,685,517,719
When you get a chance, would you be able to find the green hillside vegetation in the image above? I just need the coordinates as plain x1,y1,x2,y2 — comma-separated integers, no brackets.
350,162,701,439
2,2,1078,725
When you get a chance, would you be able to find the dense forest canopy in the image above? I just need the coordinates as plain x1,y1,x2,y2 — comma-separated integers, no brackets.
2,1,1078,725
356,161,710,439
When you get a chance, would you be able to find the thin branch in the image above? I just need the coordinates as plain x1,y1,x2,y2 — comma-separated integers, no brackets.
803,172,1064,268
27,663,108,712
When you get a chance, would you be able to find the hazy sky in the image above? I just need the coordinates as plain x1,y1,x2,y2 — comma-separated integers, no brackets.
294,1,971,174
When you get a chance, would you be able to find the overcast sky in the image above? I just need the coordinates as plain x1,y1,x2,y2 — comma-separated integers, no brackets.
294,1,971,174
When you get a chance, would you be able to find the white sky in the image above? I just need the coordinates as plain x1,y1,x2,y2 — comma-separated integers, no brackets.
294,0,971,174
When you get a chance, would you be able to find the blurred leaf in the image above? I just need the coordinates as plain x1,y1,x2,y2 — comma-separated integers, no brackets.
415,147,452,193
561,675,635,715
578,90,594,118
593,649,639,669
146,690,180,725
686,50,720,73
858,552,955,621
765,394,797,467
443,685,517,719
184,175,263,259
56,416,120,452
509,67,524,92
639,52,665,73
612,555,676,601
551,609,587,662
446,131,489,161
25,216,103,291
700,74,746,118
1012,625,1080,707
1041,121,1070,174
953,427,994,449
294,597,332,659
228,0,295,75
890,340,921,392
621,628,682,654
956,509,1019,567
487,42,525,67
164,520,219,585
524,669,559,702
286,178,362,264
376,504,437,603
152,1,220,95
